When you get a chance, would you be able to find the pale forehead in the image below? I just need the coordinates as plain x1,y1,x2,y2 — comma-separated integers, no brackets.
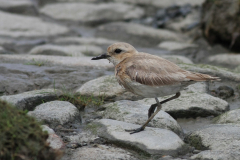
107,42,135,52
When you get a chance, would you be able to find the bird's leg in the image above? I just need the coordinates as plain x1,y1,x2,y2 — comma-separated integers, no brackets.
125,92,181,134
148,92,181,118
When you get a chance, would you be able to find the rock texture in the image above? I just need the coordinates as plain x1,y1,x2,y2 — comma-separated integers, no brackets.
158,41,198,51
42,125,64,149
208,54,240,68
214,109,240,124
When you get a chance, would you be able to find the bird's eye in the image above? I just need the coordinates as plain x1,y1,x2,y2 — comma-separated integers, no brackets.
114,49,122,54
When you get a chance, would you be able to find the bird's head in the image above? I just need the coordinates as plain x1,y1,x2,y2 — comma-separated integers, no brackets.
91,42,138,66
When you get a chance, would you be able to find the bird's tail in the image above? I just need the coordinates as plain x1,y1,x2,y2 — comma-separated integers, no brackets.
186,72,221,82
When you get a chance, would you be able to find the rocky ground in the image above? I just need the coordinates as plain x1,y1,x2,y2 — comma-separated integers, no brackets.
1,0,240,160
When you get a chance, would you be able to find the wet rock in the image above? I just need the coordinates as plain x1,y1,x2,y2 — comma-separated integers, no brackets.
161,55,193,64
114,0,204,7
101,100,183,136
54,37,117,46
40,2,144,25
76,75,142,101
179,63,240,82
214,109,240,124
29,44,103,57
96,22,184,47
0,11,69,38
0,54,112,68
28,101,81,128
158,41,198,51
67,145,138,160
92,119,189,156
42,125,64,149
0,89,61,110
185,124,240,159
208,54,240,68
138,92,229,118
214,86,234,99
0,0,37,15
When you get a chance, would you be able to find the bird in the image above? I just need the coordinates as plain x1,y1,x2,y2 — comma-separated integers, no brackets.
92,42,220,134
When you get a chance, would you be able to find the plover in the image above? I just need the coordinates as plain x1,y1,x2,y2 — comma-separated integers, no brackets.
92,42,220,134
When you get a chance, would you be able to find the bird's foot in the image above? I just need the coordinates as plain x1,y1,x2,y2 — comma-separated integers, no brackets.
125,127,144,134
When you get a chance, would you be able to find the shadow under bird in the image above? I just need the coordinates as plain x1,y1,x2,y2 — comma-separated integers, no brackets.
92,42,220,134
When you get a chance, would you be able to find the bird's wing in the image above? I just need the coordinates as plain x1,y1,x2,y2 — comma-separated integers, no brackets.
116,53,219,86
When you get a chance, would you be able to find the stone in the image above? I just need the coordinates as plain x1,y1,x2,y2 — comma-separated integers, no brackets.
0,46,12,54
208,54,240,68
0,0,37,15
138,92,229,118
158,41,198,51
0,54,113,68
76,75,143,101
0,89,61,110
40,2,144,25
92,119,189,156
0,11,69,38
29,44,103,57
185,124,240,160
68,145,138,160
234,65,240,73
42,125,64,149
161,55,193,64
96,22,185,47
28,101,81,127
54,37,117,46
214,109,240,124
181,82,207,94
101,100,183,136
113,0,204,7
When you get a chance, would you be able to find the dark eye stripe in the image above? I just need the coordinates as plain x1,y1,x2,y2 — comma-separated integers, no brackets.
115,49,122,54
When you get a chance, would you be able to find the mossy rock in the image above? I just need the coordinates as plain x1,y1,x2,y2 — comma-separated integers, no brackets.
0,100,61,160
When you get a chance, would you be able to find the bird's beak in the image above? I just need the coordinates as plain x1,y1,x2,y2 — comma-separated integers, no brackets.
91,53,110,60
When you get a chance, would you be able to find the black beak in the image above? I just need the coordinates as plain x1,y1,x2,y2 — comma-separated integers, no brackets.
91,53,110,60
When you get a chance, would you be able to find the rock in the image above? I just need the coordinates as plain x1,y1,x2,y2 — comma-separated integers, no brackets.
234,65,240,73
0,0,37,15
215,86,234,99
92,119,189,156
68,145,138,160
0,89,61,110
28,101,81,127
181,82,207,94
42,125,64,149
0,11,69,38
96,22,184,47
0,54,113,68
54,37,117,46
208,54,240,68
29,44,103,57
161,55,193,64
114,0,204,7
179,63,240,82
158,41,198,51
214,109,240,124
76,75,143,101
101,100,183,136
185,124,240,159
138,92,229,118
0,46,12,54
40,2,144,25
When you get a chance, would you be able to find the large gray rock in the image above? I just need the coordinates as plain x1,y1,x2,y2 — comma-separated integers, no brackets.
161,55,193,64
158,41,198,51
101,100,183,136
0,89,61,110
76,75,142,101
54,37,117,46
92,119,189,156
68,145,138,160
0,54,113,68
28,101,81,127
0,0,37,15
0,11,69,38
138,92,229,118
40,2,144,25
185,124,240,160
96,22,184,47
214,109,240,124
29,44,103,57
208,54,240,68
114,0,204,7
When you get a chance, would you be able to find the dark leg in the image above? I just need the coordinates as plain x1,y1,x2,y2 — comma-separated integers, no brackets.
125,92,181,134
148,92,181,118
